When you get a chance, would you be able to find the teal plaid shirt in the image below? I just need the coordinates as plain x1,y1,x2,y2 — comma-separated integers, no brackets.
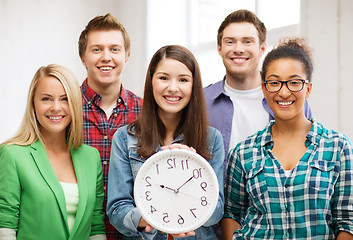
224,119,353,239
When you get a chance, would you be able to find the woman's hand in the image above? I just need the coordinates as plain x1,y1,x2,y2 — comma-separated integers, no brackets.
161,143,196,152
138,217,196,237
137,218,157,233
169,231,196,238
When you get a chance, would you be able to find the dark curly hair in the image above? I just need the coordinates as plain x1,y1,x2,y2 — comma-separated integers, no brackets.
261,38,313,82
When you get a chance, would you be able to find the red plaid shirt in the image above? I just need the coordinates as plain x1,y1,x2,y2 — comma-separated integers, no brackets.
81,79,142,239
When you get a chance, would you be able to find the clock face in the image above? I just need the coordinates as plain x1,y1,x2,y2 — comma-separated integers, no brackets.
134,149,219,234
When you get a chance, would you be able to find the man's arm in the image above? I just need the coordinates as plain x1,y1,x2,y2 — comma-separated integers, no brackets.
220,218,241,240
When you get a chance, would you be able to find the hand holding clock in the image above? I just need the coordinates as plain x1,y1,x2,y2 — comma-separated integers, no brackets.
138,218,195,238
161,143,196,152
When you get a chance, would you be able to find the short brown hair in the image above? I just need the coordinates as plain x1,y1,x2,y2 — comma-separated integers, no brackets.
78,13,131,58
217,9,266,46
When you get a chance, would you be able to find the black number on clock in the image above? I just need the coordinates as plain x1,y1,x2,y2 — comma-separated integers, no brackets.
190,208,197,218
150,205,157,214
145,176,152,187
163,213,170,223
193,168,202,179
181,159,189,170
200,182,207,192
155,164,160,174
145,191,152,201
167,158,176,169
201,196,208,206
177,215,184,225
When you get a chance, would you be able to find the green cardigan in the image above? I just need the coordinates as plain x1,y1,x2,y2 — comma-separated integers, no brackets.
0,140,106,239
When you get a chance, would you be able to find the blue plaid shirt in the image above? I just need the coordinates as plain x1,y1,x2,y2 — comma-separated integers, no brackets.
224,119,353,239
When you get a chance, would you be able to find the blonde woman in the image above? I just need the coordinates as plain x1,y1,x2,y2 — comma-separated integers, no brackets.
0,64,106,240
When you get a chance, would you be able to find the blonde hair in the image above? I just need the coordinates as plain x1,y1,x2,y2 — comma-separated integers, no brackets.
2,64,83,149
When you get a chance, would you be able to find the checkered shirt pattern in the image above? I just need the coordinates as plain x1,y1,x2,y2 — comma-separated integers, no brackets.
81,79,142,239
224,119,353,239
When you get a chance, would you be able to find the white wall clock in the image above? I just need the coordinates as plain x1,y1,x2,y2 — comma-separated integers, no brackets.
134,148,219,234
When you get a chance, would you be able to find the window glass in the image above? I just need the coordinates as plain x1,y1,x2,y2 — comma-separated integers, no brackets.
257,0,300,30
147,0,300,86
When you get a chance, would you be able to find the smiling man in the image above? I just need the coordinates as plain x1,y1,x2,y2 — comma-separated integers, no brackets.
204,10,312,175
78,13,142,240
204,10,269,176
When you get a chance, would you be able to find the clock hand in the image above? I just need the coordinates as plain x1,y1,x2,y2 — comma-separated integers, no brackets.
159,183,203,201
177,190,201,201
175,176,194,193
160,185,177,193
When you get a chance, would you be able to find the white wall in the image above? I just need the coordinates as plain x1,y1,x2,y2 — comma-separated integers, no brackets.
301,0,353,139
0,0,147,142
146,0,190,60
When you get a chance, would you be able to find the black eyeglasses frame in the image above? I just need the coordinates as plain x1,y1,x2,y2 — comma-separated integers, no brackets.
263,79,309,93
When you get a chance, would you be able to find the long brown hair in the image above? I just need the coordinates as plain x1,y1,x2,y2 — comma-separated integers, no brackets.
129,45,211,160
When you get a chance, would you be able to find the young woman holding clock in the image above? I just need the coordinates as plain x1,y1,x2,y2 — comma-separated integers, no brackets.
222,38,353,239
107,45,224,240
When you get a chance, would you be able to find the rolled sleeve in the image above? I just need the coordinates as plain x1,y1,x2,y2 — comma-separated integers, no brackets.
0,146,21,230
331,138,353,235
89,234,107,240
90,149,106,236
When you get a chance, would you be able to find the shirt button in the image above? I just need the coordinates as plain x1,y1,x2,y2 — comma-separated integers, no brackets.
118,98,121,103
113,113,118,117
104,186,107,191
103,161,108,165
285,184,289,188
104,135,108,140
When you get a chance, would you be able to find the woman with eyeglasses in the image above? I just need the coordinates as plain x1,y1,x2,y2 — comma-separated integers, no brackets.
222,38,353,239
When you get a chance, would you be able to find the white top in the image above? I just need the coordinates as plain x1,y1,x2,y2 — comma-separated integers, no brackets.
284,170,292,177
104,103,116,119
0,228,16,240
60,181,79,233
224,82,269,152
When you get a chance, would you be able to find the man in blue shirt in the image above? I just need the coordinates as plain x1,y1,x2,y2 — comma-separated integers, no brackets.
204,10,311,176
